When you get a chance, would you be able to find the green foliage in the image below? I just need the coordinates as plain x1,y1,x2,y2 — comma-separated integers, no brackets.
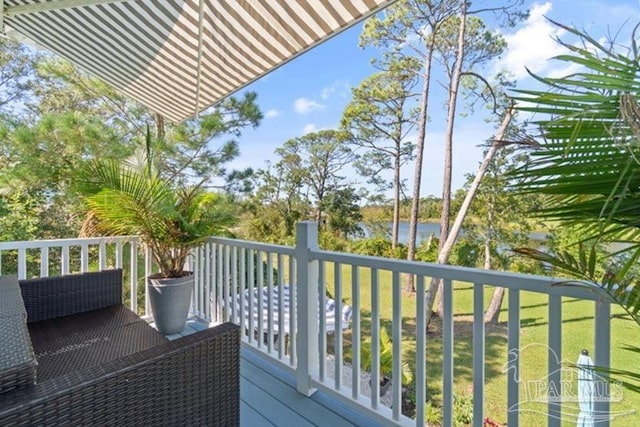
415,235,439,262
0,38,34,116
77,158,237,278
320,187,364,238
350,237,407,259
420,393,473,426
449,237,481,267
424,401,443,426
461,146,536,269
511,21,640,394
452,393,474,426
359,327,413,385
341,57,418,200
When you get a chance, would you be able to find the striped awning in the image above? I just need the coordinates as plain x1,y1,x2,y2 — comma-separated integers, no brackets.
1,0,394,123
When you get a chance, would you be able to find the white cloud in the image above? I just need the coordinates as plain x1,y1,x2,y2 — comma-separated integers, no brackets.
265,108,280,119
320,80,350,100
303,123,317,134
496,2,571,79
294,97,325,114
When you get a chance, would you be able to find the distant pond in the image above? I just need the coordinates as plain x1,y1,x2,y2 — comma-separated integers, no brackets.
359,221,546,247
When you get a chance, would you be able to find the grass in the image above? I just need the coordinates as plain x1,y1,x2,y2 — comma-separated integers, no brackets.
313,264,640,426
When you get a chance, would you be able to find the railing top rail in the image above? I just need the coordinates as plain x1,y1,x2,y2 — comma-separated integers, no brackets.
314,249,606,301
207,236,295,256
0,236,140,250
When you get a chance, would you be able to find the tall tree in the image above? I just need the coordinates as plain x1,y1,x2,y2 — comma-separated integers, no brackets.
341,56,419,248
428,10,509,314
275,130,354,228
360,0,460,292
0,38,34,116
320,187,364,239
465,146,533,323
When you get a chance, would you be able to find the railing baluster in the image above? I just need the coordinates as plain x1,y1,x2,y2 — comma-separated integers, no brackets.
237,246,244,328
130,239,138,313
231,246,238,323
351,265,361,400
99,241,106,271
473,284,485,427
205,242,212,322
115,240,122,269
266,251,274,353
191,247,199,318
216,244,223,324
391,271,401,422
257,250,264,349
224,245,231,322
548,295,562,427
61,245,70,275
443,278,454,427
144,244,152,316
507,288,520,426
277,253,285,358
595,297,611,427
289,255,296,366
81,243,89,272
17,248,26,280
370,268,380,409
318,261,327,380
247,248,255,345
415,274,426,427
334,261,343,390
40,247,49,277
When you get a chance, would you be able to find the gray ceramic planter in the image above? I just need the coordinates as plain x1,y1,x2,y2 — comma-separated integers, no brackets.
147,273,193,335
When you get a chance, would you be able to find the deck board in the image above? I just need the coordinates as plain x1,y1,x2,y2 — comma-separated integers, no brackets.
174,320,382,427
241,353,356,427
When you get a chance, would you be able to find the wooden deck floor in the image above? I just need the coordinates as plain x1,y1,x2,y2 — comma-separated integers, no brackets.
171,319,382,427
241,348,374,426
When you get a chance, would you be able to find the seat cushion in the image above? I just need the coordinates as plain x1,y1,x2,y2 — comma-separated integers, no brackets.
29,305,167,382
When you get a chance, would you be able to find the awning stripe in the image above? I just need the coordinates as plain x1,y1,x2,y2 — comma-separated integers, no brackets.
9,15,197,118
3,0,396,123
47,7,199,101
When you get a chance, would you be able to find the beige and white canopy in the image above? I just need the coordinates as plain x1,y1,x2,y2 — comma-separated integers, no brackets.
1,0,394,123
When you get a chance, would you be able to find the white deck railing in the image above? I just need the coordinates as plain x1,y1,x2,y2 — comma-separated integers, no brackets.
0,226,614,426
203,222,614,427
0,236,151,315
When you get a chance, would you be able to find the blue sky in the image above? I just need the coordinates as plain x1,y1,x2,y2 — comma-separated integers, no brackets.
229,1,640,198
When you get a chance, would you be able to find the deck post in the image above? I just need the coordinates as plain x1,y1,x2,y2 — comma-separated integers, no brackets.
295,221,320,396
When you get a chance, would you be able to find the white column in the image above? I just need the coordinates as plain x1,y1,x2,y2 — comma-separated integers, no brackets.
295,222,319,396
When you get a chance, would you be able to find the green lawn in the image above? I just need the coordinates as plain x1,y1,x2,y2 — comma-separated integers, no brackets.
315,264,640,426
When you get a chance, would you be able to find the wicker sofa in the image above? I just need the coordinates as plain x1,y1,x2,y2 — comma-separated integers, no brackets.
0,269,240,426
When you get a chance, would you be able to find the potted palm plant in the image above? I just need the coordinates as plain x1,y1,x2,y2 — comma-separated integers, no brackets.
77,157,236,335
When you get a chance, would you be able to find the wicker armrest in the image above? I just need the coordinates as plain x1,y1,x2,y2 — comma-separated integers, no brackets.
0,322,240,426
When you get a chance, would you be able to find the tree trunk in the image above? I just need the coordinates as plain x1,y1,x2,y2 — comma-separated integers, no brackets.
405,45,435,293
483,200,506,324
392,154,401,249
484,287,505,324
423,106,513,328
435,3,467,317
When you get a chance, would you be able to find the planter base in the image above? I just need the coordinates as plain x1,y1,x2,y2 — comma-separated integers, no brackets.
147,273,193,335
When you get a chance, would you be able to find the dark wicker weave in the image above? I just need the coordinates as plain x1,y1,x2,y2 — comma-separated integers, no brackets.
19,269,123,322
0,270,240,426
0,276,37,395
